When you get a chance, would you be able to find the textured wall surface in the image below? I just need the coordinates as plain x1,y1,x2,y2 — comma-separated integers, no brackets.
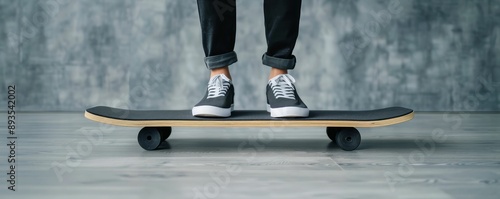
0,0,499,111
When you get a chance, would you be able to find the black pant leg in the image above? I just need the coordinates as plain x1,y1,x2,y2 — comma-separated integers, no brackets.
197,0,238,69
262,0,302,70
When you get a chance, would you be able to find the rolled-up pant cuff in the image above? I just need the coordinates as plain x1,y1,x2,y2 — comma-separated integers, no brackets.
204,51,238,69
262,53,296,70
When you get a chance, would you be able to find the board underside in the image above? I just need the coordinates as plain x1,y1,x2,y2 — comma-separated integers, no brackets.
85,106,414,127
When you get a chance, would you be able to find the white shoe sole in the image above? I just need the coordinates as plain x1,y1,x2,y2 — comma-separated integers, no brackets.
267,104,309,118
192,104,233,117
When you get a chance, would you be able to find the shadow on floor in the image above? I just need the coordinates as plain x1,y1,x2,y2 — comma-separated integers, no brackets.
153,138,440,152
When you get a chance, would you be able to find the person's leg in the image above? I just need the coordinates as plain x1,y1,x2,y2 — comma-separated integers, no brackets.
263,0,301,79
193,0,237,117
263,0,308,117
197,0,237,79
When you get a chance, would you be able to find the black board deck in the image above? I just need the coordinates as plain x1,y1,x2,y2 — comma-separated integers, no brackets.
86,106,413,121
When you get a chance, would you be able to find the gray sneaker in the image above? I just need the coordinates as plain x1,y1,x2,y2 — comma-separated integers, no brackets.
192,74,234,117
266,74,309,117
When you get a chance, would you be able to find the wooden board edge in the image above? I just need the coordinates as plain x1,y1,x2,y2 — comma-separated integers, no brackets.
84,111,414,128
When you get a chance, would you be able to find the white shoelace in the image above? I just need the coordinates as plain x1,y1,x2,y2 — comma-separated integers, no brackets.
269,74,296,100
207,74,231,99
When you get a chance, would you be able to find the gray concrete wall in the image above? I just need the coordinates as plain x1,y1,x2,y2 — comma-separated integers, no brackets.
0,0,499,111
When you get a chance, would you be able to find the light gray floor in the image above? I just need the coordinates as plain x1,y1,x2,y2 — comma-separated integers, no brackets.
1,112,499,199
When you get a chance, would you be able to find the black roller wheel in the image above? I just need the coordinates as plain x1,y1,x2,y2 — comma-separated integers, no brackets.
157,127,172,141
138,127,168,150
326,127,342,141
335,127,361,151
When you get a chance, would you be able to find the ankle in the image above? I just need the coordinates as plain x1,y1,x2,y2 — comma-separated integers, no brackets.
210,66,231,80
268,68,288,80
